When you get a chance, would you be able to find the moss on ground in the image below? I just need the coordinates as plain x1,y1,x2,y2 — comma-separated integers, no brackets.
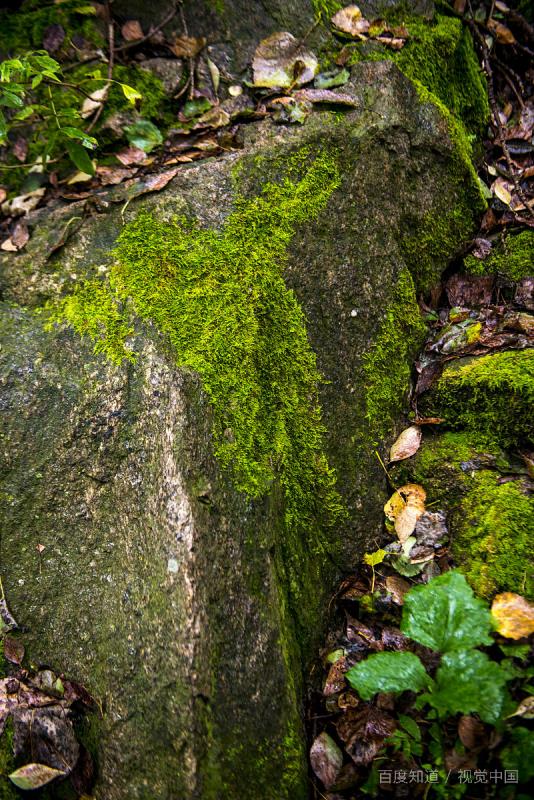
424,350,534,448
464,230,534,281
453,472,533,600
363,268,427,441
0,0,103,55
0,719,17,800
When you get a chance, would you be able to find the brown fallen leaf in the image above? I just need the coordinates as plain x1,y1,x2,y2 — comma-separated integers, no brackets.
293,88,359,106
445,273,494,307
384,575,411,605
252,31,318,88
323,657,349,696
171,35,206,59
331,5,370,38
377,34,405,50
393,485,426,543
492,176,513,206
96,166,135,185
310,732,343,790
121,19,143,42
11,221,29,250
0,238,18,252
336,705,395,766
81,85,110,118
487,18,516,44
115,146,147,166
12,136,28,163
389,425,422,463
491,593,534,639
458,715,487,750
4,636,24,666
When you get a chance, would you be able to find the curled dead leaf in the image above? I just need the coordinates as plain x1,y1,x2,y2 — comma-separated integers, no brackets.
252,32,318,88
389,425,422,463
310,732,343,789
491,593,534,639
487,18,516,44
171,35,206,59
9,763,65,791
121,19,143,42
331,5,370,38
384,575,411,605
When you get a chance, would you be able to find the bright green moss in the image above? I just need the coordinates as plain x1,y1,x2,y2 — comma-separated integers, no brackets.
47,152,345,532
426,350,534,448
347,15,489,138
312,0,342,21
464,231,534,281
363,268,427,441
453,472,534,600
105,64,167,124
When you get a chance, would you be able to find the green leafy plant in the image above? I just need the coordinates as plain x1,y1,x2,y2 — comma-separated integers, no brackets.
346,571,510,724
0,51,141,177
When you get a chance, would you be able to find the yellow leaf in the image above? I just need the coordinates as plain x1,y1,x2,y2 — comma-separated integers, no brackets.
384,490,406,521
491,592,534,640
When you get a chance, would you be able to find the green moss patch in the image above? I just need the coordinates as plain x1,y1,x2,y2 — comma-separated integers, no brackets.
363,268,427,441
453,472,533,600
47,151,345,529
425,350,534,448
464,230,534,281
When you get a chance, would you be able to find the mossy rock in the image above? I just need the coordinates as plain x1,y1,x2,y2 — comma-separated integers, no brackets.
392,431,533,600
422,350,534,448
0,63,485,799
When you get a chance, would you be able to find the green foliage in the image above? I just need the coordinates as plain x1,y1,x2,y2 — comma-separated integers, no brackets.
47,153,346,536
427,649,508,724
362,268,427,441
346,651,430,700
345,571,512,725
428,349,534,448
464,230,534,281
500,727,534,782
401,570,493,652
124,119,163,153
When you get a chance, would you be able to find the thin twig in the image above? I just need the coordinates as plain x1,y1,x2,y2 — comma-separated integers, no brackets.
87,1,115,132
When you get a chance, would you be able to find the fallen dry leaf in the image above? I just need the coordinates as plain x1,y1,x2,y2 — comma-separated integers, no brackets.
310,732,343,789
0,238,18,252
491,592,534,639
171,35,206,59
507,696,534,719
2,187,45,216
385,575,411,605
4,636,24,665
487,18,516,44
458,715,487,750
96,165,135,185
492,176,513,206
115,146,147,166
81,84,110,118
252,31,318,88
12,136,28,163
293,88,359,106
121,19,143,42
331,5,370,38
9,763,65,791
389,425,422,463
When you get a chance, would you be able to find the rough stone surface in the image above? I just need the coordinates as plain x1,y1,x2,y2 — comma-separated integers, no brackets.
0,63,478,799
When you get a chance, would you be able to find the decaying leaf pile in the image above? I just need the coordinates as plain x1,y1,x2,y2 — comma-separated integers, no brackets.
1,598,95,797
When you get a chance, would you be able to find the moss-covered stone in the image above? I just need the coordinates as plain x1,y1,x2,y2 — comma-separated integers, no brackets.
464,230,534,281
423,350,534,448
453,472,533,600
0,719,17,800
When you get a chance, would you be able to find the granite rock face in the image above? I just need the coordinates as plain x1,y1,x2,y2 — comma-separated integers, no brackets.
0,62,480,799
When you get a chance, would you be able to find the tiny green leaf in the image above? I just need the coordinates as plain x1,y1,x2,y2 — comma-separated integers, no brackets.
120,83,142,104
66,140,95,176
364,549,387,567
429,649,508,724
401,570,493,653
124,119,163,153
61,127,97,149
346,651,430,700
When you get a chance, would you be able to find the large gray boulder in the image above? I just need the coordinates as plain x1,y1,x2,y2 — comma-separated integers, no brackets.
0,62,481,799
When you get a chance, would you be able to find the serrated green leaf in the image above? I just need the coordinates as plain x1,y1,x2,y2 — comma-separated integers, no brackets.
401,570,493,653
65,140,95,176
120,83,142,104
124,119,163,153
429,649,508,724
346,651,430,700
